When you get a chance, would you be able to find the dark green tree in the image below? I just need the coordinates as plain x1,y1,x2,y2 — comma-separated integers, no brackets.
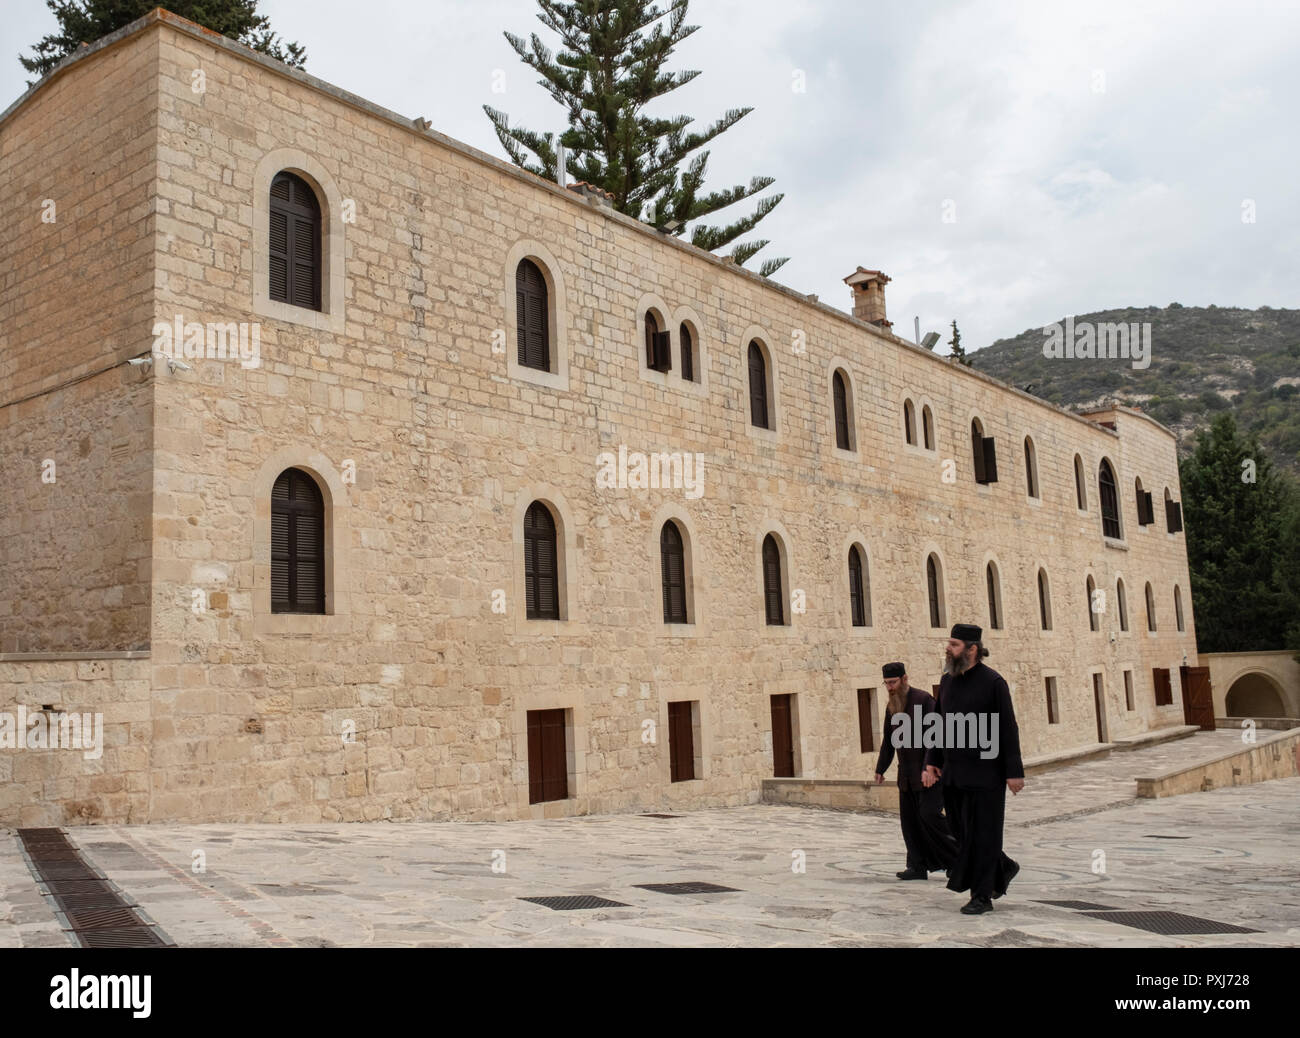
1179,412,1300,653
21,1,305,81
948,320,971,366
484,0,787,276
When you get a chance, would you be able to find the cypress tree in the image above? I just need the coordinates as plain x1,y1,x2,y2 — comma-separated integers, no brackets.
485,0,787,276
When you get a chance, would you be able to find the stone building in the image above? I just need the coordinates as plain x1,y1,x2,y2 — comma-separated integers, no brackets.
0,11,1200,826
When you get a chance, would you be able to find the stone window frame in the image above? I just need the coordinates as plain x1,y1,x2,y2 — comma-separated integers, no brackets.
504,240,570,392
648,504,702,637
655,695,711,787
827,357,859,458
512,699,588,818
756,520,797,634
741,326,780,443
252,448,351,635
635,292,674,386
901,395,918,448
252,149,346,334
673,305,709,395
1098,454,1126,545
920,400,937,453
511,488,580,634
842,531,874,633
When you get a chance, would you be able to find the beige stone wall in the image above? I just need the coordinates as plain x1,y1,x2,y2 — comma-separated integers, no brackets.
0,656,152,825
0,33,157,653
0,15,1205,823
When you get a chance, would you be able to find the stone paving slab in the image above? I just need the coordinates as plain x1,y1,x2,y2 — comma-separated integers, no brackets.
2,732,1296,948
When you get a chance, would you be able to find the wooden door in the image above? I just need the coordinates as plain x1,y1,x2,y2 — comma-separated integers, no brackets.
1092,673,1108,743
668,701,695,782
527,708,568,804
1179,665,1216,731
770,694,795,777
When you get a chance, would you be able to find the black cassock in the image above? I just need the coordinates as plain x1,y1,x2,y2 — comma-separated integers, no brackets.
875,685,957,872
925,661,1024,900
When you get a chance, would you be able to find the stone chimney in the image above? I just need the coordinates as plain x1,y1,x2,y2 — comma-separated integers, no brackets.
843,267,892,330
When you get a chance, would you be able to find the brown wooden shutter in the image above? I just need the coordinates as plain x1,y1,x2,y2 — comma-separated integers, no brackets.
515,259,550,371
770,694,794,777
269,172,321,311
857,688,874,753
271,468,325,614
527,708,568,803
833,371,850,449
981,437,998,483
680,323,694,381
668,701,695,782
1152,668,1173,707
848,547,865,627
661,522,687,624
762,534,783,625
524,502,559,619
748,341,769,429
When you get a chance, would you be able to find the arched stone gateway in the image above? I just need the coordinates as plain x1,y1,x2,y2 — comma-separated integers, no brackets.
1226,673,1287,718
1200,650,1300,720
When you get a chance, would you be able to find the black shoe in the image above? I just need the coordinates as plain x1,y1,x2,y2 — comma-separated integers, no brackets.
896,867,928,880
992,860,1020,899
960,896,993,915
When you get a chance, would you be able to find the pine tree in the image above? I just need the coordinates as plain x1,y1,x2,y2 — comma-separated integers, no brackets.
948,320,971,366
21,1,305,81
484,0,787,276
1179,412,1300,653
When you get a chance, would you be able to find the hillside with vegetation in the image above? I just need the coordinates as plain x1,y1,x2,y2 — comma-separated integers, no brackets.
970,305,1300,476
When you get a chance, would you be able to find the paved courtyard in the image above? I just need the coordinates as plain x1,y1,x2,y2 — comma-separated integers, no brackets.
3,731,1297,947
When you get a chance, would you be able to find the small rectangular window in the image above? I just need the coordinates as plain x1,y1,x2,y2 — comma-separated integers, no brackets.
1045,676,1059,724
668,700,696,782
857,688,875,753
1123,670,1135,711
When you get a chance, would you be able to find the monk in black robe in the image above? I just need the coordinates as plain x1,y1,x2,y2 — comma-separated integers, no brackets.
874,662,957,879
923,623,1025,914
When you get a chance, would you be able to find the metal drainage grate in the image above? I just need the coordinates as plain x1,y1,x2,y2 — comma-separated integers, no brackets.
518,895,630,911
1033,900,1119,911
1081,910,1261,935
635,882,741,895
1143,835,1191,839
641,813,681,819
16,829,170,949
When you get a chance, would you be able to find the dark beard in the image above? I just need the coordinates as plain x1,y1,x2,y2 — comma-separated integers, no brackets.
887,687,907,714
942,651,970,676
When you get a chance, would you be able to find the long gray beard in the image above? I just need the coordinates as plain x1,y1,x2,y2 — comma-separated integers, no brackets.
942,652,970,677
887,688,907,715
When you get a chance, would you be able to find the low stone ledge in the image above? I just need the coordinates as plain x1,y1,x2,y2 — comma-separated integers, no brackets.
1135,727,1300,798
761,778,899,814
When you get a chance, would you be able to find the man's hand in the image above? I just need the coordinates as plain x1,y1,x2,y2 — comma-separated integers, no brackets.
874,772,884,785
1007,778,1025,795
921,765,941,788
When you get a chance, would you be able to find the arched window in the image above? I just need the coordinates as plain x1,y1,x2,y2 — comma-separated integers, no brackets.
1117,578,1129,632
926,554,944,629
848,545,869,627
645,310,670,372
1038,568,1052,630
271,467,325,613
1074,454,1087,510
986,561,1003,630
922,405,935,450
660,521,688,624
1135,477,1153,526
1024,436,1039,498
524,501,560,620
1099,459,1121,538
1174,584,1185,632
904,399,917,445
1086,575,1098,632
833,370,852,450
762,534,784,625
269,171,321,311
515,259,550,371
748,341,770,429
680,323,694,382
1145,582,1157,632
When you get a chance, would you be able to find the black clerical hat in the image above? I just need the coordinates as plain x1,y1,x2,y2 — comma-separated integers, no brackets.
882,662,905,678
950,623,982,642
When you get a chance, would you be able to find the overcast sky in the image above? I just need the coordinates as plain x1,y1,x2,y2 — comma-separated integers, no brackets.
7,0,1298,353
